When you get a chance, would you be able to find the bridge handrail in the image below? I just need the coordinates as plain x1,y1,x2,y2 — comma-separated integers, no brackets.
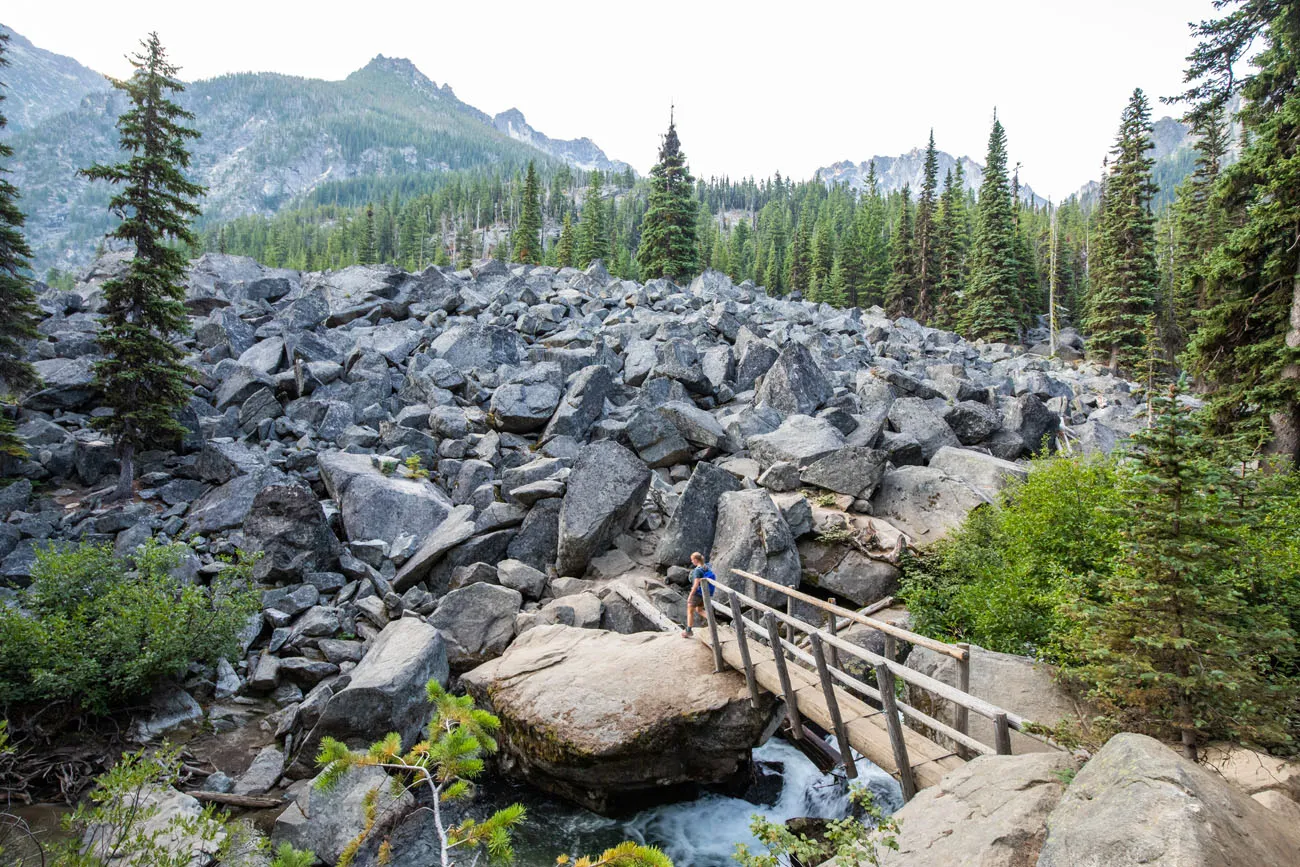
726,602,998,758
731,568,968,661
709,573,1053,746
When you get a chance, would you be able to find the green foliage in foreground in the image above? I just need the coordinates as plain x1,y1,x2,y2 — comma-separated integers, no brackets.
734,786,899,867
0,540,259,714
902,401,1300,754
36,743,312,867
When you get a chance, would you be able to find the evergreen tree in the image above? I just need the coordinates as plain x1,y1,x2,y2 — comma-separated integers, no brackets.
360,204,377,265
576,170,607,267
763,242,782,294
857,163,890,308
512,161,542,264
913,130,941,323
555,213,576,268
1086,89,1159,376
811,213,835,285
884,186,917,318
636,112,697,282
933,164,969,329
786,215,813,295
825,254,849,308
454,221,473,269
1073,383,1294,761
962,113,1020,342
0,33,41,458
80,33,205,500
1169,105,1230,352
1179,0,1300,459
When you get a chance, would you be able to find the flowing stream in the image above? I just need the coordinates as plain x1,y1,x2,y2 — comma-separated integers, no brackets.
472,738,903,867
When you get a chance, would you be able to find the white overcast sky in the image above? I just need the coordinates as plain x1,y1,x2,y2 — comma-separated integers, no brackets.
7,0,1218,199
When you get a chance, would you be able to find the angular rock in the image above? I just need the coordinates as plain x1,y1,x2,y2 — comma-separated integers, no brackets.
928,446,1028,502
273,765,413,866
942,400,1003,445
542,364,613,442
556,441,650,577
428,583,523,670
887,397,960,462
318,451,453,549
755,342,832,416
747,415,845,470
655,461,742,567
710,489,801,603
870,466,986,545
798,446,888,499
244,483,341,581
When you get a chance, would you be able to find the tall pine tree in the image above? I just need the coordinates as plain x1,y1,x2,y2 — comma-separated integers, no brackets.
636,112,697,282
576,170,607,268
1073,383,1294,760
962,113,1019,342
1179,0,1300,459
857,163,891,309
913,130,941,323
933,164,969,330
884,186,917,318
0,32,41,458
1086,89,1159,376
555,213,576,268
512,161,542,264
81,33,205,499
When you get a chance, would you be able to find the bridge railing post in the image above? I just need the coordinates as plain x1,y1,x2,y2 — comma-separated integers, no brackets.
956,642,971,738
703,579,724,673
728,591,760,709
765,611,803,740
875,662,917,802
811,634,857,780
993,712,1012,755
825,598,841,670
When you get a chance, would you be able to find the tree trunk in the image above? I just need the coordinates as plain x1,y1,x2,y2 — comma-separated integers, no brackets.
1178,696,1198,763
1266,269,1300,464
111,441,135,502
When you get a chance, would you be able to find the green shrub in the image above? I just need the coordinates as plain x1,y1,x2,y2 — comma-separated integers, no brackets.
900,454,1124,661
0,539,259,714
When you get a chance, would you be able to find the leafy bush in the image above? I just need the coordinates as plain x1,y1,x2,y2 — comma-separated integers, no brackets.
734,786,899,867
0,540,259,714
901,455,1123,660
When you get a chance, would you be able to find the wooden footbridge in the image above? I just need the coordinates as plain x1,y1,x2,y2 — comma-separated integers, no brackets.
621,568,1060,801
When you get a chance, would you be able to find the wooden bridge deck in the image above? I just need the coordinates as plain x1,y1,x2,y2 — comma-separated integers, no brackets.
699,621,964,790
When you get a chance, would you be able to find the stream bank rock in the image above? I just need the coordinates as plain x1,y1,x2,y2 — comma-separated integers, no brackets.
1038,733,1300,866
461,624,775,814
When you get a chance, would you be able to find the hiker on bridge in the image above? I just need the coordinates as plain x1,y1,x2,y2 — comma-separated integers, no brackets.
682,551,715,638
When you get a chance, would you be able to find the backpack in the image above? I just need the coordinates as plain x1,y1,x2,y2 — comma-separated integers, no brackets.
700,567,716,595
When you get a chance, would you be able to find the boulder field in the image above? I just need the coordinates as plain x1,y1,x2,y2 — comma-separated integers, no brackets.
3,254,1171,853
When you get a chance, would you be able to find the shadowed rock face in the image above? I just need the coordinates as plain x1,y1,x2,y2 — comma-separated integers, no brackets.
461,625,774,814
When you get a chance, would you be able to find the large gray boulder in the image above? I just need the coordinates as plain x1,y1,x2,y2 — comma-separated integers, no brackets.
244,482,341,581
430,323,522,369
929,446,1028,502
185,469,286,534
542,364,613,442
27,357,96,410
555,441,650,576
747,415,846,469
887,397,961,461
427,583,522,671
273,765,414,866
624,409,693,469
657,401,728,450
318,451,453,549
879,752,1077,867
1038,733,1300,867
1003,393,1060,456
710,489,801,602
461,625,773,814
798,446,889,499
798,540,900,607
755,342,833,415
390,505,477,592
295,618,449,769
943,400,1003,445
489,379,563,434
655,461,743,567
870,466,986,545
